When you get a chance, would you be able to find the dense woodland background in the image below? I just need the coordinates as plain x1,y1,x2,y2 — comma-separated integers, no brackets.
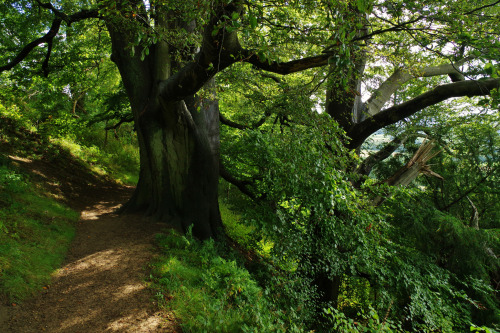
0,0,499,332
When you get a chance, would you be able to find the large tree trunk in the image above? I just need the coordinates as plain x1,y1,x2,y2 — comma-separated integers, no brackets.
125,96,223,240
326,14,368,132
106,9,223,240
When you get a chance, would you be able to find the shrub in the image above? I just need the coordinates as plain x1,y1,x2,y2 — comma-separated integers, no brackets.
150,230,299,332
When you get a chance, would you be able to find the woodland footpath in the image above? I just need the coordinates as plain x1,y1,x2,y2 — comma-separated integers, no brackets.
1,0,499,332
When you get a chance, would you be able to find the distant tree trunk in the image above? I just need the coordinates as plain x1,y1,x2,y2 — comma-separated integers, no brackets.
71,90,86,116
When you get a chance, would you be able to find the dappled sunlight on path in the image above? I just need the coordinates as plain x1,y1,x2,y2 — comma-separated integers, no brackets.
2,190,179,332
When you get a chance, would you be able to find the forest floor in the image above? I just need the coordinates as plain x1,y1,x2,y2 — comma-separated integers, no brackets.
0,155,180,332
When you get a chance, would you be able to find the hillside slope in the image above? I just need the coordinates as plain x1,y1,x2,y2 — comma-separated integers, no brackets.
0,119,179,332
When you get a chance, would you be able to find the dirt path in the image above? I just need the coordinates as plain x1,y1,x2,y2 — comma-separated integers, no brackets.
0,158,180,332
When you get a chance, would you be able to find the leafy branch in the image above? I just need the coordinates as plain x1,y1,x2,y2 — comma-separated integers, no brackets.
0,3,99,75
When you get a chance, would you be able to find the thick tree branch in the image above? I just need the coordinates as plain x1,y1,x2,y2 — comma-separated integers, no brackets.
260,72,282,83
35,1,69,21
347,78,500,149
36,1,99,24
467,196,480,230
158,2,243,102
156,0,335,102
66,8,100,23
244,51,331,75
373,139,443,205
158,49,333,103
0,18,62,74
465,0,500,14
0,6,99,74
105,115,135,130
355,134,408,176
365,59,469,116
42,37,54,77
157,1,335,102
350,15,425,43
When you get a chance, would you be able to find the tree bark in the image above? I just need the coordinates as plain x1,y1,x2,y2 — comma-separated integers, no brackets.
106,9,224,240
364,59,469,117
124,97,223,240
326,16,368,131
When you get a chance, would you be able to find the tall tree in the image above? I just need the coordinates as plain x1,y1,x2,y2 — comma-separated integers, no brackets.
2,0,499,239
2,0,500,329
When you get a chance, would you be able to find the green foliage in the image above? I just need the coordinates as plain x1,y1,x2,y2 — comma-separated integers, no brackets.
338,276,372,317
2,0,499,331
150,230,296,333
219,199,254,249
52,132,139,185
0,165,77,302
324,307,406,333
470,324,499,333
221,105,498,330
222,113,390,326
382,189,500,329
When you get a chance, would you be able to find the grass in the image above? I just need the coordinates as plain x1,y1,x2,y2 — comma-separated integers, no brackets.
150,200,306,332
0,102,140,186
0,104,135,304
219,200,254,247
0,165,78,302
0,99,137,304
219,199,274,257
51,135,139,186
150,230,289,333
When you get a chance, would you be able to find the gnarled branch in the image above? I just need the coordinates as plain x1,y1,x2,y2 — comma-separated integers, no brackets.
0,18,62,74
465,0,500,15
245,51,331,75
0,6,99,75
355,134,408,176
104,115,135,130
158,48,334,103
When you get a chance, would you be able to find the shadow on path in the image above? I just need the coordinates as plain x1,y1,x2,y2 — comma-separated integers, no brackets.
0,162,180,332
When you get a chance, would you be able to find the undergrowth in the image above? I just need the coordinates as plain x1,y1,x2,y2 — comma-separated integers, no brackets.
0,95,137,305
0,163,78,302
219,185,273,257
0,101,139,186
150,229,296,333
51,135,139,185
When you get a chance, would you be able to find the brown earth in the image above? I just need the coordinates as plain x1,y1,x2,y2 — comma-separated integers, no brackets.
0,156,180,332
